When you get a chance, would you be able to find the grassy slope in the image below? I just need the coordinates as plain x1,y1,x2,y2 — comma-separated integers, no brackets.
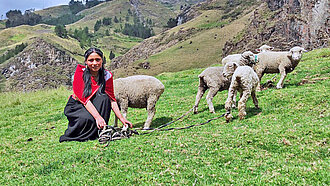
112,7,253,77
68,0,176,34
34,5,71,19
0,24,84,61
0,48,328,185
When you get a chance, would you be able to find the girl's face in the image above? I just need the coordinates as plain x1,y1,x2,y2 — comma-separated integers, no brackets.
86,52,103,74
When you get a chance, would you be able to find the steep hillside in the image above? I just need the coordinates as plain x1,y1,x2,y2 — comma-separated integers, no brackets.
223,0,329,55
110,0,260,78
0,24,84,60
68,0,178,34
0,38,78,92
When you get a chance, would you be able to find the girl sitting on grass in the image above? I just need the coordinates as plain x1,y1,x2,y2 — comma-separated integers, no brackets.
59,48,132,142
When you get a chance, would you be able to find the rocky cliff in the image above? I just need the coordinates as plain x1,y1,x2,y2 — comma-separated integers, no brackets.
0,38,78,91
223,0,329,55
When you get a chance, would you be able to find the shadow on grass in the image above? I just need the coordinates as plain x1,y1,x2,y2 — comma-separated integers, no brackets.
196,104,225,114
229,107,262,122
133,116,173,128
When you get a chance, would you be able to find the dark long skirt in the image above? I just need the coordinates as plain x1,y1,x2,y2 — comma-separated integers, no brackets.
59,93,111,142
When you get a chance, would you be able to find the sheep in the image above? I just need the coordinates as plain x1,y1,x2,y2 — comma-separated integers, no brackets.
256,44,274,53
193,51,256,114
193,67,230,114
221,45,274,66
254,46,307,90
221,51,258,66
223,62,259,122
113,75,165,129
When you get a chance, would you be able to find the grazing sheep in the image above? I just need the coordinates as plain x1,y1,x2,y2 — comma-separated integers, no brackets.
256,45,274,53
193,67,230,114
193,51,256,114
114,75,165,129
254,46,307,90
223,62,259,122
222,45,274,67
221,51,257,66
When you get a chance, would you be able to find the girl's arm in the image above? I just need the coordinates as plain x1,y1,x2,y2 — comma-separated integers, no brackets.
111,100,133,128
84,100,107,129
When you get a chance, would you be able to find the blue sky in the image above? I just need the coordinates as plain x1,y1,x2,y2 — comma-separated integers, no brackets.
0,0,70,19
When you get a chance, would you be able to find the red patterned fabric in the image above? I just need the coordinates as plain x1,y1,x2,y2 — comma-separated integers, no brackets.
72,64,116,105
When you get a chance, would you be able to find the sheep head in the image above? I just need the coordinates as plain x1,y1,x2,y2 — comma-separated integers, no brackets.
241,51,258,65
256,45,274,53
223,62,238,79
287,46,307,61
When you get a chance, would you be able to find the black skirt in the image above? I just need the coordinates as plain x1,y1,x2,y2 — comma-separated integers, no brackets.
59,93,111,142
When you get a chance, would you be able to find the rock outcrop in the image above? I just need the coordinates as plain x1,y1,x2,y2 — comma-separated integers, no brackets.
223,0,329,56
0,38,78,91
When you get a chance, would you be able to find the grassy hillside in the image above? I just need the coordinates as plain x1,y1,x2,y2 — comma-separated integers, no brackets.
69,0,176,34
34,5,71,19
0,24,85,63
0,48,328,184
111,6,255,77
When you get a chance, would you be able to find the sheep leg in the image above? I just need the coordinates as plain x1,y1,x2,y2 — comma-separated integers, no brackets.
238,91,250,120
114,99,128,127
193,79,206,114
256,71,264,91
225,82,237,122
144,96,158,129
206,87,219,114
232,90,237,108
251,90,259,109
277,66,286,89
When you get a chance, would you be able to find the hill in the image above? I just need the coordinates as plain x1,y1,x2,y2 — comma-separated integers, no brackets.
110,0,259,78
34,5,71,20
109,0,329,78
0,48,328,185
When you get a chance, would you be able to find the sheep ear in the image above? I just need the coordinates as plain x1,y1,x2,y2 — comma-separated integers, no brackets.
302,49,308,53
256,49,261,52
270,47,274,50
287,51,293,57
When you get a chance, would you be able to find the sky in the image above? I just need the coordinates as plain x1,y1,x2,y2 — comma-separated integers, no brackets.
0,0,70,19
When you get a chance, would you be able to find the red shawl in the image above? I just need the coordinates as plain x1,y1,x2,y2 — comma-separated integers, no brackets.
72,64,116,105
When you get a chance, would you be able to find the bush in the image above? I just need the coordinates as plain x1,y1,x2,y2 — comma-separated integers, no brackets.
54,25,68,38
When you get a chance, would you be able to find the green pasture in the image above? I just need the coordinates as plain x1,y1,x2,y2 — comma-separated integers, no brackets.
0,48,329,185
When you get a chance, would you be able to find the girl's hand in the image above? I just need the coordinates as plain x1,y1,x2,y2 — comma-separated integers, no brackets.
120,118,133,128
95,117,107,129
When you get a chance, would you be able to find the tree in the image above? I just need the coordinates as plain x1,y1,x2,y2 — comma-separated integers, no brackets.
166,18,177,28
109,50,115,60
69,0,85,14
114,16,119,23
102,17,112,25
105,29,110,36
94,20,102,32
54,25,68,38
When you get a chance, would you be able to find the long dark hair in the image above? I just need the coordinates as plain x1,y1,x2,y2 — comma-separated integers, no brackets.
83,47,107,98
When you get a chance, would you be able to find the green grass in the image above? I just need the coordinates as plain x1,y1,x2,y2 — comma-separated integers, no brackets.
0,48,329,185
9,34,26,42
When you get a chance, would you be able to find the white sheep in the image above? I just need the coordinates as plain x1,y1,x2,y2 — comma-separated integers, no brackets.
221,51,258,66
254,46,307,90
256,44,274,53
194,51,256,114
113,75,165,129
221,45,274,66
223,62,259,122
193,67,230,114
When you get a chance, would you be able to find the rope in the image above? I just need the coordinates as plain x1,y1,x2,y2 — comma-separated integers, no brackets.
138,113,226,135
134,107,194,131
